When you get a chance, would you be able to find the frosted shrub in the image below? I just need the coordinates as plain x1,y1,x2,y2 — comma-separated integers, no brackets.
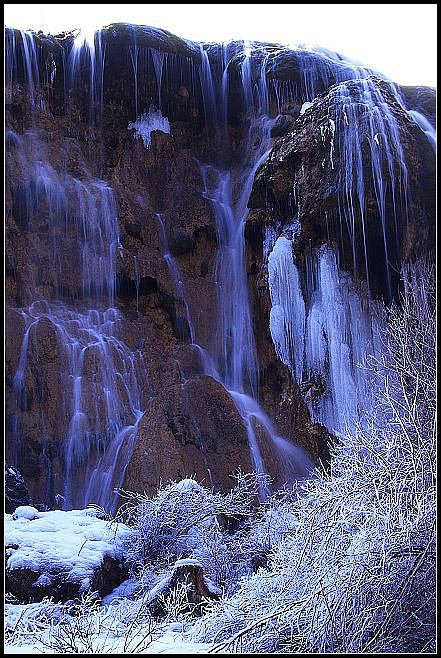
192,260,436,654
190,523,254,594
115,472,270,578
6,592,162,654
5,598,64,647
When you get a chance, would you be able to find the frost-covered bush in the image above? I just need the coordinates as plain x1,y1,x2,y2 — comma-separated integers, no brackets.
190,487,300,594
5,592,162,654
191,260,436,654
5,597,65,648
114,472,270,589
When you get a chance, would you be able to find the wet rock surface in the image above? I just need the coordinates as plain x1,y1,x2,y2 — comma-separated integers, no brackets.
248,77,435,301
5,25,434,508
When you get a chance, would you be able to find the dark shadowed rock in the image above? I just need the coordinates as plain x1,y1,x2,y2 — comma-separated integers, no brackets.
5,465,31,514
169,234,195,256
6,556,126,604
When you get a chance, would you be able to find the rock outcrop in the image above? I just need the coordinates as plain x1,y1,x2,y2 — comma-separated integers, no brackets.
248,77,435,300
5,465,31,514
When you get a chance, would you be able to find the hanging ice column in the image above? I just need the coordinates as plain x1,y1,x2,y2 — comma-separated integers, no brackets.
268,235,305,383
268,233,379,436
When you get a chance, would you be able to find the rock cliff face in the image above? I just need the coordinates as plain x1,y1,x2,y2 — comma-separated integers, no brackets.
5,26,435,509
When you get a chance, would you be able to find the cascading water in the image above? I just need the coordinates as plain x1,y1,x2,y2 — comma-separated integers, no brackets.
7,126,147,513
197,44,314,483
155,211,196,344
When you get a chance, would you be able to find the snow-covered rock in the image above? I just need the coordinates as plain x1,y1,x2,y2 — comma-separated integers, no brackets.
147,558,221,616
12,506,39,521
5,508,130,603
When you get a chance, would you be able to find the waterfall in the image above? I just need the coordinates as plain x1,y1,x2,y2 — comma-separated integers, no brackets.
197,44,314,484
8,128,146,513
6,25,433,505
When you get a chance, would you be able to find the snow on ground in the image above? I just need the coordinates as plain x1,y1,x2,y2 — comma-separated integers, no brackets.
4,603,212,654
4,636,212,654
5,508,130,590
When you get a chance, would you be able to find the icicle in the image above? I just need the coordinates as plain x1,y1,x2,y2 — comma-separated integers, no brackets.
128,104,170,149
268,236,305,382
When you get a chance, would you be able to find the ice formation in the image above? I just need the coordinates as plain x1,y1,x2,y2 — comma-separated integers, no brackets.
128,105,170,148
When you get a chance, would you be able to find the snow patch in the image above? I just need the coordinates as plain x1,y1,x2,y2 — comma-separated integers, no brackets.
102,578,139,605
300,101,313,115
170,478,205,494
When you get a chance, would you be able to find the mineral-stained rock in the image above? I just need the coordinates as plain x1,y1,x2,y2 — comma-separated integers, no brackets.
123,375,254,495
248,76,435,301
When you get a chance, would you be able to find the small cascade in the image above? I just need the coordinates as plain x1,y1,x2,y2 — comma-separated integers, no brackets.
331,77,409,300
68,28,106,128
155,212,196,344
151,48,166,111
5,29,40,108
129,44,140,118
13,303,145,512
19,30,40,109
407,110,436,150
197,44,219,130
